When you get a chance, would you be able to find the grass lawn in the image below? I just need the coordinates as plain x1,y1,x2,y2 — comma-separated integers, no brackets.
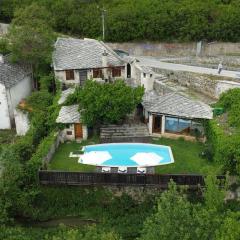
48,139,98,172
49,136,221,174
153,137,221,175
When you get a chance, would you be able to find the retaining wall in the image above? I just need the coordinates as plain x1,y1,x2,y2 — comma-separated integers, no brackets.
107,42,240,57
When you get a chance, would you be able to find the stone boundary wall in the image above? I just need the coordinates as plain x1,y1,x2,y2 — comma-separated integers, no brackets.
153,67,219,98
14,109,30,136
0,23,9,35
43,131,65,164
107,42,240,57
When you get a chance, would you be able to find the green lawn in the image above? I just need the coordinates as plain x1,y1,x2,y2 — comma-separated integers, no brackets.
49,137,221,174
48,139,98,172
153,138,221,175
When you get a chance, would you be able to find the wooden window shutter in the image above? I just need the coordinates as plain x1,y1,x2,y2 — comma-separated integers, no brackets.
112,67,121,77
66,70,75,80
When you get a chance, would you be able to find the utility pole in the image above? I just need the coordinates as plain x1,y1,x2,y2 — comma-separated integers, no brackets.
97,6,107,41
101,8,106,41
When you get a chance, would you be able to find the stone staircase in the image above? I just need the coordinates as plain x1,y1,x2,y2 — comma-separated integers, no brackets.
100,124,151,143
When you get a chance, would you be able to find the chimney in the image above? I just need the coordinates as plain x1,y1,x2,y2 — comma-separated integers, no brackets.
0,54,4,63
102,50,108,68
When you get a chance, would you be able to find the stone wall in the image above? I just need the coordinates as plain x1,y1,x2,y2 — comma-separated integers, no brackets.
215,81,240,98
107,42,196,57
43,131,65,164
107,42,240,57
103,185,164,201
153,67,237,99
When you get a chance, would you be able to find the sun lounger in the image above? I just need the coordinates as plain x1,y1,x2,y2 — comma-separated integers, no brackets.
102,166,111,173
137,167,146,174
118,166,127,173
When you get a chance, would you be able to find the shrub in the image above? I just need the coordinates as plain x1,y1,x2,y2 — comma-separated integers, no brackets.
26,90,53,112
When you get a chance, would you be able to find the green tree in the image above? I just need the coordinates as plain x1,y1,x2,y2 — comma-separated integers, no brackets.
8,3,55,68
216,212,240,240
66,80,144,127
140,182,196,240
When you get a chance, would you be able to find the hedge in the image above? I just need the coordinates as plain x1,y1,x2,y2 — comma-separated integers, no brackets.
25,131,58,184
205,119,240,175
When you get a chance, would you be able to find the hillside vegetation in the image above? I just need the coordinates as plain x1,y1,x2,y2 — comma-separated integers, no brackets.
0,0,240,42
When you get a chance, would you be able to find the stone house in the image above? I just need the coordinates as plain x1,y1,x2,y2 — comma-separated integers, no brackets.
142,91,213,140
0,55,32,129
124,56,155,91
56,104,88,141
53,37,126,86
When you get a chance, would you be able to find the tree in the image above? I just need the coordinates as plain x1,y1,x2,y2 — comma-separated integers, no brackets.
215,212,240,240
140,182,196,240
66,80,144,127
8,3,55,69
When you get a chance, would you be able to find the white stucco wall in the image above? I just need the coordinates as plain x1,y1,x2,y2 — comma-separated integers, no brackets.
215,80,240,98
14,109,30,135
63,124,76,141
141,72,155,91
161,115,165,134
148,113,153,135
0,83,11,129
82,125,88,140
63,124,88,141
6,75,32,121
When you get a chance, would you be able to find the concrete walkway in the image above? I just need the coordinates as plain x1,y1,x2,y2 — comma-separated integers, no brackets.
137,56,240,79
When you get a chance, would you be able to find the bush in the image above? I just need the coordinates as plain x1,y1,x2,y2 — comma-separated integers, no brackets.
206,89,240,175
26,90,53,112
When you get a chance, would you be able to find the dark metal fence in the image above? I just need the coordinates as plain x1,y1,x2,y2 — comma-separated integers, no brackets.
38,170,225,188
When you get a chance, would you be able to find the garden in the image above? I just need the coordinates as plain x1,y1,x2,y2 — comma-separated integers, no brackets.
48,137,220,175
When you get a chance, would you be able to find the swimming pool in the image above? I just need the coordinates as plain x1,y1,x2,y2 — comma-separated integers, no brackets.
79,143,174,167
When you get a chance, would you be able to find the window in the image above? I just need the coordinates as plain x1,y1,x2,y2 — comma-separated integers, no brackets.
165,117,203,136
150,74,153,78
65,70,75,80
66,131,72,135
93,68,103,78
112,67,121,77
165,117,179,133
143,73,146,78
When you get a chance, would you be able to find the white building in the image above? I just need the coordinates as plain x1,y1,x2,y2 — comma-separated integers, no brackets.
0,55,32,129
53,38,126,86
124,56,155,91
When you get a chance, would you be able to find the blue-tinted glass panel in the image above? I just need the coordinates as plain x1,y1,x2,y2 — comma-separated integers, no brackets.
178,119,191,133
165,117,178,132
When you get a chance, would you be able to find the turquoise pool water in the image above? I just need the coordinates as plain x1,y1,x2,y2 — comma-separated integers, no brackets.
82,143,174,167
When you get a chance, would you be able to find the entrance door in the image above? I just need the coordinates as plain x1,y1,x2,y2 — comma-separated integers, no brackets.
74,123,83,138
127,63,131,78
79,70,88,86
153,115,162,133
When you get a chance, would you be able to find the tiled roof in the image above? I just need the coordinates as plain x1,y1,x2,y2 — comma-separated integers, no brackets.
0,57,31,88
53,37,124,70
142,91,213,119
58,87,75,105
56,105,81,123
